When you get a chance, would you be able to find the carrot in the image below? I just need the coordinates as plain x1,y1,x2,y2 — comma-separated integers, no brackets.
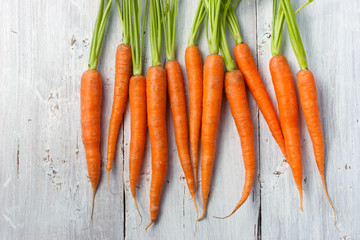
198,0,224,221
279,0,336,223
81,0,112,226
185,0,206,189
127,0,148,223
269,55,303,210
163,0,198,221
146,0,167,230
214,6,255,218
225,2,287,159
106,0,133,193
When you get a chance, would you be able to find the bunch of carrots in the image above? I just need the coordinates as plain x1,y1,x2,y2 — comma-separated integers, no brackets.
79,0,336,230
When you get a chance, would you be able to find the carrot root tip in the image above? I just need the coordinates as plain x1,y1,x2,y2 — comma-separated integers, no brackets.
107,171,119,195
145,221,154,232
133,197,143,229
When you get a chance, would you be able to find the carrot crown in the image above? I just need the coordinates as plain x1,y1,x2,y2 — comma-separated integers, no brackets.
220,1,236,72
88,0,113,70
149,0,163,66
163,0,178,61
188,0,206,46
203,0,222,55
222,0,242,45
129,0,149,75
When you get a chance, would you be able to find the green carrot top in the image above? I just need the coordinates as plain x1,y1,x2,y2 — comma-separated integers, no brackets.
272,0,313,70
115,0,131,46
220,0,236,72
163,0,178,61
222,0,242,45
88,0,113,70
127,0,148,75
203,0,222,55
188,0,206,46
149,0,163,66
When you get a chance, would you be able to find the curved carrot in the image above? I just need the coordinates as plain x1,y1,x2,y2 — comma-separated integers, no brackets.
216,70,255,218
297,70,336,218
185,46,203,189
146,66,167,228
106,44,132,185
270,55,303,210
81,69,102,218
199,54,224,220
166,60,198,217
234,43,287,159
129,75,147,218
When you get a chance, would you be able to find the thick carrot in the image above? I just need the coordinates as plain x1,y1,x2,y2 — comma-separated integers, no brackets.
185,46,203,189
270,55,303,210
215,70,255,219
199,54,224,220
297,70,336,218
146,66,167,229
106,44,132,182
234,43,287,158
81,69,102,208
129,75,147,217
166,60,198,217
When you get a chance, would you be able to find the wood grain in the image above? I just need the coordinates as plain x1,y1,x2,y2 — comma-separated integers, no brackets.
0,0,359,239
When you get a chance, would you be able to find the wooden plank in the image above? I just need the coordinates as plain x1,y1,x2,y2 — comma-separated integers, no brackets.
124,0,260,239
257,0,360,239
0,0,124,239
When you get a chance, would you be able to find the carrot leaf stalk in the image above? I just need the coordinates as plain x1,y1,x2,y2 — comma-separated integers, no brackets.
188,0,206,46
88,0,113,70
203,0,222,55
149,0,163,66
221,0,242,45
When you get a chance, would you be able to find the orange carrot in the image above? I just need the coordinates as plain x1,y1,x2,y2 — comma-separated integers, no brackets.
199,54,224,220
270,55,303,210
166,60,198,217
106,44,132,186
185,46,203,189
186,0,206,189
297,70,336,218
81,0,112,225
129,75,147,218
215,69,255,219
81,70,102,215
234,43,287,159
146,66,167,229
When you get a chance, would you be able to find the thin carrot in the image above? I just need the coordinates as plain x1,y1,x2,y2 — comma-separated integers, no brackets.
146,0,167,230
163,0,198,221
81,0,112,226
127,0,148,224
186,0,206,189
225,2,287,159
269,55,303,210
198,0,224,221
106,0,132,193
215,5,255,218
279,0,336,224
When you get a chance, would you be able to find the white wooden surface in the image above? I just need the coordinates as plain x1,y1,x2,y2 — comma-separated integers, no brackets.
0,0,359,239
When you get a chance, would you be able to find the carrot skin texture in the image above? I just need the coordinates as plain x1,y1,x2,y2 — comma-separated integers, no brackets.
224,70,255,216
146,66,168,223
107,44,132,173
270,55,303,210
166,60,197,208
185,46,203,188
234,43,287,158
129,75,147,198
81,70,102,192
200,54,224,219
297,70,336,214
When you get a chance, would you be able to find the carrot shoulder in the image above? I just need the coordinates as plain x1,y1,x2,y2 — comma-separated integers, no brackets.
270,55,303,210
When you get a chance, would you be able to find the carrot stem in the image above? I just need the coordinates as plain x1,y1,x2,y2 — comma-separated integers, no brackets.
188,0,206,46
